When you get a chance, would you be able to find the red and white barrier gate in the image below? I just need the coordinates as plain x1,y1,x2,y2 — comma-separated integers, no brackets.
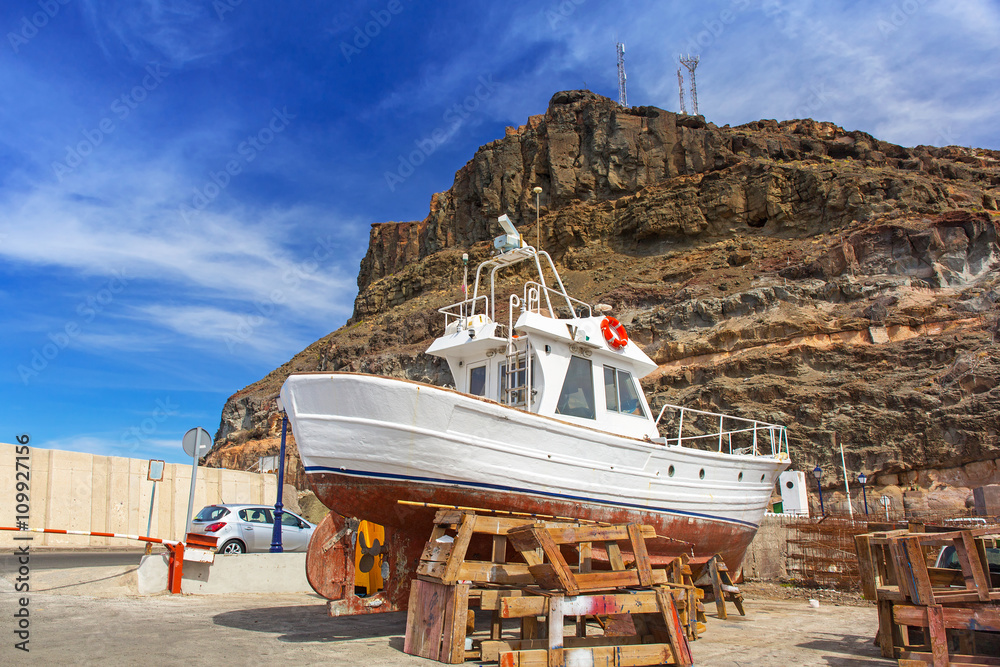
0,526,217,593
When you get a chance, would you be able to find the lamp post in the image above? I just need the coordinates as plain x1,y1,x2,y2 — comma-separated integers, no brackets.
270,400,289,553
533,186,543,250
858,472,869,516
812,466,825,516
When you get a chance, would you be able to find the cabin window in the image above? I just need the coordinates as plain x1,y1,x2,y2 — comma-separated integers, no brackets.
469,364,486,397
603,366,645,417
556,356,595,419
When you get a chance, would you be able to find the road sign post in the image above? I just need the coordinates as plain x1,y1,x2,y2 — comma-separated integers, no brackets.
146,459,165,538
879,494,891,521
182,428,213,538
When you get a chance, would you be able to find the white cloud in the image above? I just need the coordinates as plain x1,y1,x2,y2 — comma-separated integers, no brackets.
78,0,241,67
0,149,362,363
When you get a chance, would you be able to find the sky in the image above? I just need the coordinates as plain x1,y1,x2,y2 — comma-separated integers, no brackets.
1,0,998,465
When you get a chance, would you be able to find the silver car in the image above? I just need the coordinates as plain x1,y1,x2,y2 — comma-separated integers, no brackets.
190,504,316,554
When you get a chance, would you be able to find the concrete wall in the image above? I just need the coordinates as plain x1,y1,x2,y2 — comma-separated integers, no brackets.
0,443,276,547
742,513,798,581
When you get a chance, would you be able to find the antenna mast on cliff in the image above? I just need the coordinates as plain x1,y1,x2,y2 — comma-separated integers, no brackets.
679,54,700,116
616,42,628,107
677,67,687,114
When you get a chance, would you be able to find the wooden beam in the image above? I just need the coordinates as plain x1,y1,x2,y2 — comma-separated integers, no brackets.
499,644,674,667
892,604,1000,632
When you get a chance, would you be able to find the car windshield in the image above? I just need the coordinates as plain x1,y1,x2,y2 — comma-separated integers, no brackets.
939,545,1000,572
194,506,230,521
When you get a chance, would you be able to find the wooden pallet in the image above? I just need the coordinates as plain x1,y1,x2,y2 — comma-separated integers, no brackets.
404,510,705,665
854,526,1000,666
688,554,745,620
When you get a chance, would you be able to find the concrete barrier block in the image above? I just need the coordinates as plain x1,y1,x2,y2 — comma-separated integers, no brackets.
137,552,311,595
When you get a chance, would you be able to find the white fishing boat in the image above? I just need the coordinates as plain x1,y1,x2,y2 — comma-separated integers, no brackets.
280,214,790,610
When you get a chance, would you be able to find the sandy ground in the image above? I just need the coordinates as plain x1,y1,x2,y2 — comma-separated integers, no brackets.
0,565,891,666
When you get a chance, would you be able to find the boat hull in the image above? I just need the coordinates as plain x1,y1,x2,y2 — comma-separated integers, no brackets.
306,469,760,567
281,372,788,569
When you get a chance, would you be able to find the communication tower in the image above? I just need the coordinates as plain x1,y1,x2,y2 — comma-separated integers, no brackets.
616,42,627,107
677,67,687,114
679,54,700,116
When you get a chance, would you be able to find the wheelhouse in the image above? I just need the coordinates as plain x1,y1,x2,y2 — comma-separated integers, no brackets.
426,218,660,440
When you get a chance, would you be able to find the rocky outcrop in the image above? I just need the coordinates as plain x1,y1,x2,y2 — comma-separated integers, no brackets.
209,91,1000,514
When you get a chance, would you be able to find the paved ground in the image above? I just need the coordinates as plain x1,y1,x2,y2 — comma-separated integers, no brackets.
1,564,891,666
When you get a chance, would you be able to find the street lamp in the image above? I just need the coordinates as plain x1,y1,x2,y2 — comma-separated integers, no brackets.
270,398,289,553
533,186,543,250
812,466,825,516
858,472,869,515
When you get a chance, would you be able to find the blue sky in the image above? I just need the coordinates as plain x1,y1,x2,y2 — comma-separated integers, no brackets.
2,0,998,465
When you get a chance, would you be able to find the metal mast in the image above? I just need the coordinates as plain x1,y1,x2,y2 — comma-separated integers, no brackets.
677,67,687,114
616,42,627,107
679,55,700,116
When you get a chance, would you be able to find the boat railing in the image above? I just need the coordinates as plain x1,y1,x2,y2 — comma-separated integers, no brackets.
438,295,490,330
523,281,592,319
654,403,789,459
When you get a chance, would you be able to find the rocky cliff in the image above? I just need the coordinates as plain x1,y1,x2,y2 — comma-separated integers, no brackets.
206,90,1000,514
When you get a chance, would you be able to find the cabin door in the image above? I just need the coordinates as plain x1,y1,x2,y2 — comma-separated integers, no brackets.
468,361,488,398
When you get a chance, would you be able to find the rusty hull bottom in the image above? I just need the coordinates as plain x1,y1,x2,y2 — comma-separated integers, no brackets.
304,471,760,611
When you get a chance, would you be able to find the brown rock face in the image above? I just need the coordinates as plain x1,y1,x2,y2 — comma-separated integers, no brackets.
209,90,1000,509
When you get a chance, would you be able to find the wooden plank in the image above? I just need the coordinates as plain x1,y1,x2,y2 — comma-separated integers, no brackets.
605,541,626,571
520,615,539,641
656,587,693,667
543,523,656,544
892,604,1000,632
957,532,991,601
902,536,936,605
500,644,674,667
403,579,448,660
898,652,1000,666
547,595,564,667
875,542,898,587
529,527,579,595
441,513,476,583
492,534,508,563
925,605,948,667
578,542,592,574
480,589,523,610
420,540,453,563
501,592,663,618
877,599,898,659
708,557,727,620
483,636,651,663
440,583,470,664
974,539,994,593
456,560,535,586
417,561,447,580
888,539,913,601
433,509,466,525
627,523,654,587
507,525,543,553
720,567,746,616
855,534,877,600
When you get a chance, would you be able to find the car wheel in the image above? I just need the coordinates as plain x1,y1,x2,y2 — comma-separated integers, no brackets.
219,540,245,555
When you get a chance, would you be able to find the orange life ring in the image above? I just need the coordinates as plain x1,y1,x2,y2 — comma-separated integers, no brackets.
600,316,629,349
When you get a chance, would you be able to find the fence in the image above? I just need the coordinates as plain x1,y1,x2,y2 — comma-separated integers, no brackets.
746,512,1000,591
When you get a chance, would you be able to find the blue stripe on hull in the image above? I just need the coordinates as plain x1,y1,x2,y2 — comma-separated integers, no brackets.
304,464,760,529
